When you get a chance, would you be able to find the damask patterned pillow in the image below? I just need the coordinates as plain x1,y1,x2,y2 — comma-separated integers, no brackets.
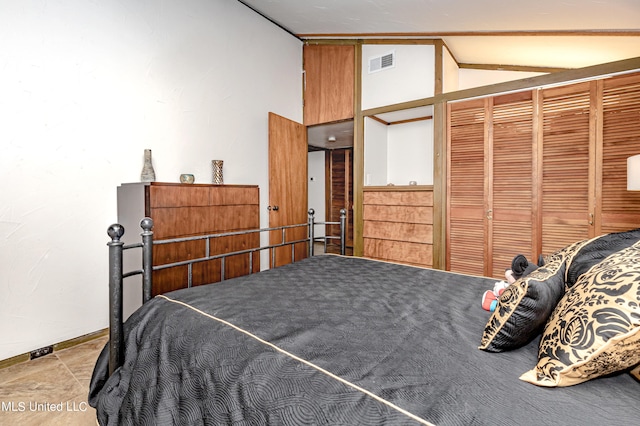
631,364,640,381
565,228,640,287
479,239,592,352
520,242,640,387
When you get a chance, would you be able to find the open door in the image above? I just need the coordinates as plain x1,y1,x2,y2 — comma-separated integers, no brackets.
268,112,308,267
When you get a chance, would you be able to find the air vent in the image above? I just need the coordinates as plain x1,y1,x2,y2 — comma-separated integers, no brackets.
368,51,395,74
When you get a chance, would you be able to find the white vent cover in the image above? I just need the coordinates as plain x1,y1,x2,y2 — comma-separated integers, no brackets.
368,51,395,74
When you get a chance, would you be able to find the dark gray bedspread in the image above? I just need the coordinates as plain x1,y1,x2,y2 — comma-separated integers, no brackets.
89,255,639,425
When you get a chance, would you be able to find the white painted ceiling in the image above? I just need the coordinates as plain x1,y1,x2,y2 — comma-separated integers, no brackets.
239,0,640,69
237,0,640,149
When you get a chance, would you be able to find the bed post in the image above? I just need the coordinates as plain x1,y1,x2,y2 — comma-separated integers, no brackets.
140,218,154,304
340,208,346,255
107,223,125,377
308,208,315,257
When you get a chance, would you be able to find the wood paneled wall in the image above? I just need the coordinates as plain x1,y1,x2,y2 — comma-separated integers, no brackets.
363,187,433,267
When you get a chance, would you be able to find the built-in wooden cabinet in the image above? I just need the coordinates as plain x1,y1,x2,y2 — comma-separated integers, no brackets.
447,72,640,278
117,183,260,296
303,44,354,126
363,187,433,267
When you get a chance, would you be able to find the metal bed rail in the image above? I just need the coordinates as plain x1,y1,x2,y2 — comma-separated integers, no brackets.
106,208,346,375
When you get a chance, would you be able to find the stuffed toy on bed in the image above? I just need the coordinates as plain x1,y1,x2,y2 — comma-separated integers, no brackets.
481,254,543,312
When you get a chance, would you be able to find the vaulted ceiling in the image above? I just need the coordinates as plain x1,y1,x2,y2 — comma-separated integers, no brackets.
238,0,640,69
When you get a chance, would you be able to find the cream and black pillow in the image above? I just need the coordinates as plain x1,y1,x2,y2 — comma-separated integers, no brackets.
631,364,640,381
479,228,640,353
478,239,588,352
520,241,640,387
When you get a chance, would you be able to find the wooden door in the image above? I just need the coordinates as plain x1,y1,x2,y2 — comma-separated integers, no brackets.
303,44,355,126
539,82,594,254
447,98,487,276
490,91,535,276
599,73,640,233
447,72,640,277
268,112,308,267
448,93,536,278
326,148,353,251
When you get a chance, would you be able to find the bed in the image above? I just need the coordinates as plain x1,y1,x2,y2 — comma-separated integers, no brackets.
89,216,640,426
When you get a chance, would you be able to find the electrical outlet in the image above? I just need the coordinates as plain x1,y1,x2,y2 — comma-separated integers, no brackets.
30,345,53,360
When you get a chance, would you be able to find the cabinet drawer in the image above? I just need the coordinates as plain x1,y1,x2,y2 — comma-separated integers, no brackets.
151,205,260,239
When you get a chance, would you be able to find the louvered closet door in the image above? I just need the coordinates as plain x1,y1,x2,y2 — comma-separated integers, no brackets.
491,92,535,276
327,148,354,250
448,99,487,275
539,82,594,255
599,73,640,233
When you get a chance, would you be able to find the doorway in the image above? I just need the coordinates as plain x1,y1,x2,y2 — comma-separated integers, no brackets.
307,147,353,254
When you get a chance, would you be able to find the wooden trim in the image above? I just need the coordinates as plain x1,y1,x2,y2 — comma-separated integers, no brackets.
324,150,331,221
459,63,568,73
532,90,542,259
54,328,109,351
304,39,360,46
589,81,600,237
593,80,604,236
353,41,365,257
433,101,447,270
142,182,258,188
361,39,441,45
299,30,640,39
389,116,433,125
369,115,433,126
364,185,433,192
484,98,494,277
0,329,108,370
344,149,353,245
368,115,388,125
434,39,444,96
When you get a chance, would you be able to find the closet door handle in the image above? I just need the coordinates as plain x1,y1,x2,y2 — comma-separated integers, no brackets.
589,213,594,225
268,205,279,211
486,209,493,220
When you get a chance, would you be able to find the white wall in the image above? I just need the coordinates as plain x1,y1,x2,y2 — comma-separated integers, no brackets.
307,151,326,237
458,68,546,90
442,48,460,93
361,44,435,110
0,0,302,361
364,118,388,186
387,120,433,185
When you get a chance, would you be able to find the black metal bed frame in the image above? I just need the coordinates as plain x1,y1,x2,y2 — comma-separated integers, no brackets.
106,208,347,376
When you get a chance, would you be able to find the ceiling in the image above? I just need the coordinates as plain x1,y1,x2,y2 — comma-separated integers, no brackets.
239,0,640,69
237,0,640,149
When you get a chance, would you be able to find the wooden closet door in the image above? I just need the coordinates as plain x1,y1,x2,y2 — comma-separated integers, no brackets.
447,99,487,276
326,149,353,250
303,44,354,126
491,92,535,275
539,82,595,255
448,94,535,278
599,72,640,233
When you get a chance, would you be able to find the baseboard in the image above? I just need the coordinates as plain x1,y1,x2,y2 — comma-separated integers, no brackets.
0,328,109,370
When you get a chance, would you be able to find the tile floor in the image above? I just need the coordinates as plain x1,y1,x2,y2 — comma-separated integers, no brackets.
0,336,108,426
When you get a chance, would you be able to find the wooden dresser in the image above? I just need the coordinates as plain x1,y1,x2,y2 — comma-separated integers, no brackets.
363,186,434,267
117,182,260,297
